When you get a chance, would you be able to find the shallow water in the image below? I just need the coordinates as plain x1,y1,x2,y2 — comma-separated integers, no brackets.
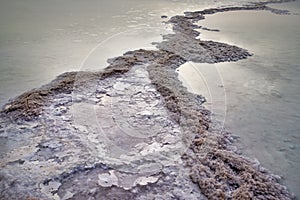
1,0,299,197
0,0,283,107
0,0,209,107
179,2,300,197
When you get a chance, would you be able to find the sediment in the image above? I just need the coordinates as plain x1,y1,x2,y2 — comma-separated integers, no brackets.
0,2,295,200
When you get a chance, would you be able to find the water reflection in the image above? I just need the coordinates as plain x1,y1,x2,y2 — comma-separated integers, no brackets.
180,5,300,197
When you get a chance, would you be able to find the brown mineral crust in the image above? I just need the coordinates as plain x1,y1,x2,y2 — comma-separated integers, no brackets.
0,49,161,121
168,15,203,37
184,3,291,16
147,57,294,198
0,72,78,121
187,149,293,199
146,5,294,195
0,3,296,200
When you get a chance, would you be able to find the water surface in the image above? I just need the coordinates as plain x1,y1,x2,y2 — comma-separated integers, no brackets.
179,2,300,197
1,0,299,197
0,0,282,107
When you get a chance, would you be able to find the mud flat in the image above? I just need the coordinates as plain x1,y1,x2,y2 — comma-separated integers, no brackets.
0,2,295,200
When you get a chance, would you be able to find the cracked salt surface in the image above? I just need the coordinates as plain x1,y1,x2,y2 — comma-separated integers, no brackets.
0,64,203,199
0,2,295,199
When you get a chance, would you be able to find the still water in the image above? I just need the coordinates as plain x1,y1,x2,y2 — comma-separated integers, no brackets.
0,0,281,107
179,1,300,197
0,0,299,197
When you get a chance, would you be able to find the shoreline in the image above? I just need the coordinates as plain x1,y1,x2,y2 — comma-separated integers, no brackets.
0,2,296,199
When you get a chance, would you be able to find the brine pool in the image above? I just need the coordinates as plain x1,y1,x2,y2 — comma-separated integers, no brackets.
179,1,300,197
0,0,299,198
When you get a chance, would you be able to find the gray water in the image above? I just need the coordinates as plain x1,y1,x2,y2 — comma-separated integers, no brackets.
1,0,299,197
0,0,233,107
0,0,281,107
179,1,300,197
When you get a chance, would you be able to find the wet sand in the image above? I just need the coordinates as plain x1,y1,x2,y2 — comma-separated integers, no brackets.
0,1,297,200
